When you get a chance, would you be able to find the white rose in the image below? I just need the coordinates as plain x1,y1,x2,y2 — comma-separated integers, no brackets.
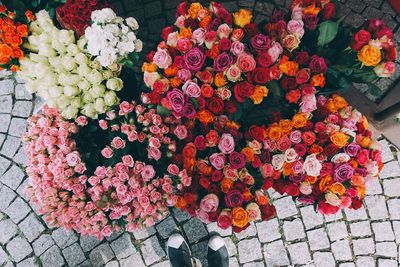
67,43,79,55
90,84,106,98
303,154,322,177
82,103,97,119
56,95,70,109
59,29,75,45
331,153,350,164
106,77,123,91
77,38,88,51
61,105,79,120
77,79,91,91
70,98,81,109
78,65,92,77
48,86,63,98
102,70,114,80
271,154,285,171
91,8,116,23
38,44,56,57
75,53,89,65
62,56,77,71
325,192,341,207
89,60,102,70
34,62,51,79
299,182,312,195
126,17,139,30
58,73,70,85
51,40,67,54
134,39,143,52
104,91,119,106
94,98,106,113
83,92,95,103
284,148,298,163
64,86,80,97
65,74,81,86
87,69,103,84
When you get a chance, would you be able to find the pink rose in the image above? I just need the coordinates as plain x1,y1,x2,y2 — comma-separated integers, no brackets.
300,94,317,113
101,147,114,158
167,32,179,47
74,163,86,174
237,53,256,72
174,125,188,140
374,61,396,78
111,137,126,149
148,147,161,161
153,48,172,69
75,116,88,126
122,155,134,167
196,209,211,223
177,69,192,81
119,101,134,116
192,28,206,45
101,226,113,237
230,41,245,56
218,133,235,154
226,64,241,82
200,193,219,212
66,151,81,167
217,23,231,39
267,42,283,62
289,130,302,144
99,120,108,130
287,19,305,38
167,164,180,175
141,165,156,181
205,31,218,48
209,153,226,170
183,47,206,71
260,163,274,177
176,37,192,52
182,80,201,98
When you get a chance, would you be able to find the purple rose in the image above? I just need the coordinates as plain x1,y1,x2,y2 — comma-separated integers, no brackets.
166,89,186,114
289,174,304,183
182,102,196,118
333,163,354,182
229,152,246,169
344,143,361,157
184,47,206,71
224,190,244,208
250,34,272,53
214,52,234,72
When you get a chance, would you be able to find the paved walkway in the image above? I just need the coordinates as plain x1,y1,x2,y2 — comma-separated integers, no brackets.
1,0,400,266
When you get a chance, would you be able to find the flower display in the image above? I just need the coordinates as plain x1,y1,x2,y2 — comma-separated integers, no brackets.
142,2,285,121
84,8,143,68
24,102,191,238
264,94,383,215
56,0,112,36
18,10,123,119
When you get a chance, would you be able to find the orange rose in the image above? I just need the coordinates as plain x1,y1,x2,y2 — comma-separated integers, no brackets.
359,136,372,148
319,175,333,192
164,66,178,77
199,16,212,29
255,191,269,205
358,45,381,66
196,160,213,175
214,72,227,87
183,158,195,170
356,186,366,198
310,73,326,87
250,85,268,104
221,178,234,193
351,175,365,187
10,65,19,72
292,113,308,128
330,132,349,148
12,48,23,59
232,207,249,228
279,119,293,135
16,24,28,37
325,98,338,113
170,77,182,88
208,45,220,59
283,162,294,176
206,130,219,146
309,144,323,154
226,121,240,130
241,147,255,162
201,84,214,98
182,143,196,159
233,9,253,28
332,94,348,109
305,175,317,184
175,197,187,209
25,10,35,21
180,27,192,39
303,3,321,15
243,188,253,202
188,3,203,19
142,62,157,72
348,159,358,169
330,182,346,195
279,60,299,76
197,110,215,124
268,126,282,140
0,44,12,58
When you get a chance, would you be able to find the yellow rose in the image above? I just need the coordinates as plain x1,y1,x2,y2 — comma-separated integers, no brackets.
233,9,253,28
330,132,350,148
358,45,382,67
188,3,203,19
250,85,269,104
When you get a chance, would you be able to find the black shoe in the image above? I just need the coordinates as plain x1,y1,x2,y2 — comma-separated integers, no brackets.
167,232,193,267
207,235,229,267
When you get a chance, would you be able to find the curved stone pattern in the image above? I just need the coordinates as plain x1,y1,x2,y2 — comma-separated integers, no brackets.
0,0,400,266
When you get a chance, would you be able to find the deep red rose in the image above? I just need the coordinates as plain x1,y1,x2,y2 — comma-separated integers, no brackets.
303,121,314,131
207,97,224,115
268,65,282,80
302,131,316,145
324,144,340,157
286,89,301,103
233,182,246,192
350,197,363,209
225,190,244,208
295,51,310,66
208,211,219,222
262,179,274,190
251,156,262,168
173,56,187,69
251,67,269,84
229,152,246,169
384,46,397,61
184,18,198,29
176,1,187,17
244,23,259,37
294,143,307,157
260,204,276,220
374,26,393,39
211,170,223,182
225,100,237,113
194,135,207,151
284,183,300,196
320,162,333,177
275,20,287,33
161,26,174,41
148,91,161,104
318,201,340,215
199,177,210,189
295,68,310,84
219,38,231,51
234,81,255,102
208,184,220,196
309,55,327,73
257,52,273,67
246,125,265,142
217,213,232,229
280,77,297,90
351,29,371,51
322,3,336,20
272,179,285,195
365,19,384,33
270,10,285,23
233,223,250,233
303,14,319,30
197,97,207,110
146,51,156,62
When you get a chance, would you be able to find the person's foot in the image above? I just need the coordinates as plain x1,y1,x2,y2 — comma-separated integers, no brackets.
207,235,229,267
167,232,193,267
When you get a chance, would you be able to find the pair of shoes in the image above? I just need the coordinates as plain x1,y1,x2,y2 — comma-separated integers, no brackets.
167,233,229,267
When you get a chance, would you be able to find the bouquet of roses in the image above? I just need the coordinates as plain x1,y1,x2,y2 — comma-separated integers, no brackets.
24,101,192,238
264,94,382,215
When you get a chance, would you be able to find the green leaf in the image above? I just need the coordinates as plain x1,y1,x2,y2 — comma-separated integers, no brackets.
156,105,172,117
367,83,382,97
267,80,282,98
318,21,339,46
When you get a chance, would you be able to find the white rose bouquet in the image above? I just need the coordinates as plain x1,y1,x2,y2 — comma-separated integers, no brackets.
18,10,123,120
84,8,143,68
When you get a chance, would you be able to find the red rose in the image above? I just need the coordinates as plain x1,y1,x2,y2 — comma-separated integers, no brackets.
146,51,156,62
199,177,210,189
224,190,244,208
194,135,207,151
246,125,265,142
272,180,285,194
197,97,207,110
320,162,333,177
318,201,340,215
234,81,254,102
251,67,269,84
374,26,393,39
208,185,220,196
280,77,297,90
219,38,231,51
303,14,319,30
217,212,232,229
256,52,273,67
384,46,397,61
324,144,340,157
295,68,310,84
294,143,307,157
284,183,300,196
262,179,274,190
252,157,262,168
285,89,301,103
322,3,336,20
211,170,223,182
148,91,161,104
176,2,187,17
350,197,363,209
161,26,174,41
268,65,281,80
295,51,310,66
233,223,250,233
366,19,384,33
350,29,371,51
207,97,224,115
302,131,316,145
260,204,276,220
309,55,327,73
173,56,186,69
225,100,237,113
244,23,259,37
314,121,327,133
270,10,285,23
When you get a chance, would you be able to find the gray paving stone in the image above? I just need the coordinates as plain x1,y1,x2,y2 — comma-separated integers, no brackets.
77,260,92,267
32,234,55,256
0,114,11,133
307,228,330,251
52,228,78,249
155,216,177,239
379,161,400,179
392,221,400,244
365,178,382,195
238,238,263,264
183,218,208,244
313,252,335,267
133,226,156,240
344,12,366,28
300,206,324,230
379,140,394,163
0,133,5,147
331,240,353,261
5,197,30,223
80,235,103,252
377,259,398,267
105,229,123,242
110,233,135,260
18,213,45,242
344,207,368,221
0,185,16,211
172,208,191,222
0,155,11,177
12,101,32,118
365,196,389,220
40,245,65,267
327,222,348,241
0,79,15,95
283,219,305,242
355,256,375,267
256,218,281,243
191,241,208,267
16,257,38,267
207,222,232,237
350,221,372,237
375,241,397,258
324,211,343,222
16,179,30,201
89,243,114,266
338,263,355,267
353,238,375,255
104,260,119,267
1,135,21,158
235,222,257,240
0,219,17,244
62,243,86,266
152,261,170,267
141,235,165,265
372,222,395,241
223,237,237,256
229,257,240,267
6,236,32,263
8,118,27,137
287,242,311,265
0,95,12,113
0,247,11,266
387,199,400,220
243,262,264,267
15,84,32,100
1,164,24,190
274,197,298,219
383,178,400,197
13,148,27,166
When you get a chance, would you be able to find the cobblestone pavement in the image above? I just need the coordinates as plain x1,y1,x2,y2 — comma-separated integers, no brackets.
1,0,400,266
